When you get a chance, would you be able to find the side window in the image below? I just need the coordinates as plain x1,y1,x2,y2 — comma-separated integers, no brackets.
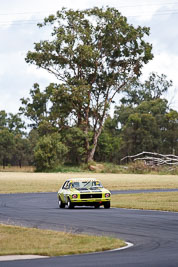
62,181,70,189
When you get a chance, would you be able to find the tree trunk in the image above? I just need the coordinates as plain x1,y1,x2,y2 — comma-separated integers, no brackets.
87,126,103,162
3,158,5,169
19,160,22,168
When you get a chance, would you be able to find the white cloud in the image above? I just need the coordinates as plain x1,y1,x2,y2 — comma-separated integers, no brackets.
143,52,178,110
26,65,58,83
144,52,178,84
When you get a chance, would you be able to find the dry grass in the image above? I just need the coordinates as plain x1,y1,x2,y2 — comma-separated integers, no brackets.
0,224,125,256
0,172,178,194
111,192,178,212
0,166,35,172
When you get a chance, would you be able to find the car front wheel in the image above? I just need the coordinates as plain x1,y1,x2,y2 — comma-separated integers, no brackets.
104,201,110,209
67,197,74,209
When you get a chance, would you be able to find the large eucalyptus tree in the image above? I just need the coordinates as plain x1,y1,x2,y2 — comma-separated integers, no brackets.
23,7,153,162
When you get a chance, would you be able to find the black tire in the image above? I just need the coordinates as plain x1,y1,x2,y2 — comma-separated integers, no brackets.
67,197,74,209
104,201,110,209
58,196,65,208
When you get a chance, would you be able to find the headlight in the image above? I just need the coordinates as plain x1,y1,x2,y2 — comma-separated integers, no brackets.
105,193,110,198
72,194,78,199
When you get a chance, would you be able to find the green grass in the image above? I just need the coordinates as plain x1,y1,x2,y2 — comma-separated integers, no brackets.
111,192,178,212
0,224,125,256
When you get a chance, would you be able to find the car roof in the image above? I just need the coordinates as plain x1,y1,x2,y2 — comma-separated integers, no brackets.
66,178,99,182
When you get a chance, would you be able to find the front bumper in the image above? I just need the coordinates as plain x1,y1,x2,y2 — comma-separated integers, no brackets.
71,198,111,204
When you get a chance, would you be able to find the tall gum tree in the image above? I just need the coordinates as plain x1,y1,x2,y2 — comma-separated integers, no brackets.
24,7,153,162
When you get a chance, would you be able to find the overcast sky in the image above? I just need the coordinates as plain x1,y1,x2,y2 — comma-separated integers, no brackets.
0,0,178,115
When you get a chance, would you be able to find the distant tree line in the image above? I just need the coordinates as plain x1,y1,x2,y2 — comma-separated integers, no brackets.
96,73,178,162
0,111,32,168
0,7,177,171
1,72,177,171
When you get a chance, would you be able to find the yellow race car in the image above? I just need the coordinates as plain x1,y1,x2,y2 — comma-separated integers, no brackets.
57,178,111,209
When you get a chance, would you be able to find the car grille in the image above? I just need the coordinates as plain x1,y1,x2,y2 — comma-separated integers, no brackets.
80,193,102,199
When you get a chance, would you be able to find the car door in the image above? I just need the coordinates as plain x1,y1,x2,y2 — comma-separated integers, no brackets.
60,181,70,203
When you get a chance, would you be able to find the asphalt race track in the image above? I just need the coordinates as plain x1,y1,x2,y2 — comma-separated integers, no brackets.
0,192,178,267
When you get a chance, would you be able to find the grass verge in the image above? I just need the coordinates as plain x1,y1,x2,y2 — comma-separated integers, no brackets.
0,224,125,256
0,172,178,194
111,192,178,212
0,166,35,172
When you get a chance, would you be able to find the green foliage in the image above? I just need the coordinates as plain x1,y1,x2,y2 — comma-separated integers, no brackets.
12,135,31,168
120,72,172,105
34,133,68,171
7,113,26,135
96,116,121,163
0,111,29,168
116,100,168,157
0,110,7,128
20,83,49,128
0,128,14,167
124,112,159,152
51,164,87,173
114,73,177,159
63,127,86,164
164,110,178,154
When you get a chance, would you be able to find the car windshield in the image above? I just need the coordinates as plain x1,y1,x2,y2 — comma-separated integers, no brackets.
71,180,103,189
